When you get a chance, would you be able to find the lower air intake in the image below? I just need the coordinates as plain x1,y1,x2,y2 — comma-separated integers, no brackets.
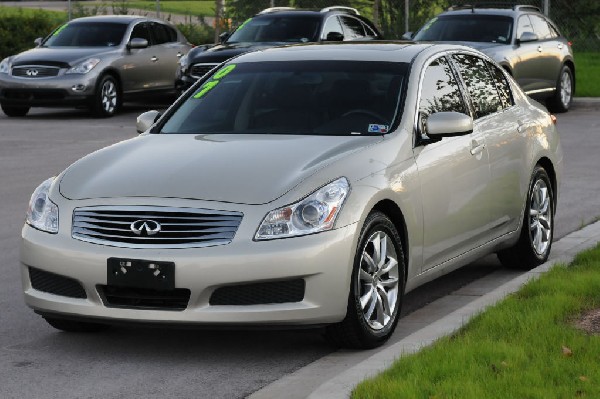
209,279,305,305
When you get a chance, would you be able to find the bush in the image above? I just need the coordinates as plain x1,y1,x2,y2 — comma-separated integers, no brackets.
0,8,66,59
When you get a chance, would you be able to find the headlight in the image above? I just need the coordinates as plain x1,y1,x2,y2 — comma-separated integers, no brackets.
179,54,189,71
26,177,59,234
0,57,12,74
66,58,100,74
255,177,350,240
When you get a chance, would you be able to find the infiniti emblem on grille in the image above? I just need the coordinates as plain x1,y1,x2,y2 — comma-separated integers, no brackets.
130,220,161,236
26,69,39,76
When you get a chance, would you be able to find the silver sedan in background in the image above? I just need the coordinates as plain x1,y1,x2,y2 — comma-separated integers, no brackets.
21,42,561,349
0,15,192,117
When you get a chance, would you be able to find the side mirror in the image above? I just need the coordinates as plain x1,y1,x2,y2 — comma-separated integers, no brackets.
401,32,413,40
517,31,538,44
326,32,345,41
426,112,473,137
34,37,43,46
136,110,161,133
219,32,230,43
128,38,149,50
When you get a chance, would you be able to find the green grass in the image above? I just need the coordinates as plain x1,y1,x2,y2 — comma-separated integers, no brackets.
352,244,600,399
84,1,214,16
0,5,65,22
574,52,600,97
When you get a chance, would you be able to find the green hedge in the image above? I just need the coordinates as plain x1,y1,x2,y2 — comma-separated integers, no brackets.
0,8,66,59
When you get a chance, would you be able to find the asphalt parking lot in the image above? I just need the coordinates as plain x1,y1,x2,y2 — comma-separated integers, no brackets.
0,102,599,398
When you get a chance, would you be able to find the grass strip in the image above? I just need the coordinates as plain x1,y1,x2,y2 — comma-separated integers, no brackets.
574,52,600,97
353,243,600,399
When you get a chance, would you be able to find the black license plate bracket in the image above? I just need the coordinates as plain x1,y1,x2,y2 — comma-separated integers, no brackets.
107,258,175,291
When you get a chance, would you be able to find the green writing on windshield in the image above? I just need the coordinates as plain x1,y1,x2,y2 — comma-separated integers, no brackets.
238,18,252,31
193,64,237,99
53,23,69,36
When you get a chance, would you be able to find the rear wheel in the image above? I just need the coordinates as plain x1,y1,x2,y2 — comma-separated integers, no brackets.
92,75,120,117
1,104,30,117
325,211,405,349
44,317,108,333
497,166,554,269
547,65,573,113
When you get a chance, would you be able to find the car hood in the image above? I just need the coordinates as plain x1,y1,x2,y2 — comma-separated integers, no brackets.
442,41,505,51
59,134,381,205
188,42,285,63
11,47,116,67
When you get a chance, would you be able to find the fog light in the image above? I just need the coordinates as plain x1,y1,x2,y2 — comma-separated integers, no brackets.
71,84,86,92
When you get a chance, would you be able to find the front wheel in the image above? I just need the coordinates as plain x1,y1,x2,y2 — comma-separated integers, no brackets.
547,65,573,113
325,211,405,349
497,166,554,269
91,75,121,117
1,104,30,117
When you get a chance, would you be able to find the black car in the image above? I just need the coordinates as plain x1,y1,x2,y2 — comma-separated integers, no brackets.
175,6,383,91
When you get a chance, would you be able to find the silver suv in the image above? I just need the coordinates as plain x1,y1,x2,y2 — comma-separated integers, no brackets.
409,5,575,112
0,15,192,117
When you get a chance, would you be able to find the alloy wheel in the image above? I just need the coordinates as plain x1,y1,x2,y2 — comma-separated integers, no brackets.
529,178,552,256
560,70,572,109
358,231,400,330
101,80,117,114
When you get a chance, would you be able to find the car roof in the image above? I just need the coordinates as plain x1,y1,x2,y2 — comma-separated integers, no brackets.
439,5,543,17
70,15,159,24
229,42,436,64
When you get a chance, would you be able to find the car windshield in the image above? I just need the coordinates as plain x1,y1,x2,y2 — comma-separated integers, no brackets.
227,15,321,43
43,22,128,47
160,61,407,136
414,15,513,44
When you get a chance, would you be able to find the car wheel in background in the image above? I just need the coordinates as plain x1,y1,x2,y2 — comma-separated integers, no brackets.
92,74,121,117
325,211,404,349
1,104,30,117
44,316,109,332
547,65,573,113
498,166,554,270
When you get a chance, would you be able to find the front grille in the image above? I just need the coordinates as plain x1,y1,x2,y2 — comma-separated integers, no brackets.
12,65,60,78
190,63,218,79
209,279,306,305
98,285,190,310
2,89,66,100
29,267,87,299
72,206,243,249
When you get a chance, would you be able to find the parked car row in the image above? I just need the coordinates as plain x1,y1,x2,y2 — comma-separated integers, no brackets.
1,4,576,118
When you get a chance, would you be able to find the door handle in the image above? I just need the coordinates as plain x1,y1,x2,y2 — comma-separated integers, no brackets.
177,52,183,58
557,43,563,50
537,46,543,53
151,56,158,62
470,140,486,156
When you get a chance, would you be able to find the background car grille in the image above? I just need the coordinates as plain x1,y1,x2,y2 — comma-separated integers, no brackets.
209,279,306,306
72,206,243,249
190,63,218,79
29,267,87,299
12,66,60,78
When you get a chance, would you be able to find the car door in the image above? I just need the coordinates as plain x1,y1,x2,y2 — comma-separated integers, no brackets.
528,14,563,91
512,14,546,93
118,22,159,92
453,54,527,238
148,22,187,90
413,55,492,271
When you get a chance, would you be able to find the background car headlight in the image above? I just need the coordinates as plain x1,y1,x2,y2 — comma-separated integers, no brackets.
255,177,350,240
178,54,189,72
66,58,100,74
0,57,12,74
26,178,59,234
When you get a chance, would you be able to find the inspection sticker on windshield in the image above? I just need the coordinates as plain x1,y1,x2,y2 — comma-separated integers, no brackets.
368,124,389,133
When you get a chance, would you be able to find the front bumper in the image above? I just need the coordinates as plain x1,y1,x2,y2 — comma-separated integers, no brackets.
0,73,97,107
21,199,359,326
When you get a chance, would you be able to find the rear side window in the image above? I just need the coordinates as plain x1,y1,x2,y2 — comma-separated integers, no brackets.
419,56,467,117
452,54,503,119
487,61,514,109
340,16,365,39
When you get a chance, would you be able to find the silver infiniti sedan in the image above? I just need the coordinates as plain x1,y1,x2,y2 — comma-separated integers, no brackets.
21,42,562,349
0,15,191,117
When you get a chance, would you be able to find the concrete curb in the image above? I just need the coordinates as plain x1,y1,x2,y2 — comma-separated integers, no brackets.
250,220,600,399
573,97,600,109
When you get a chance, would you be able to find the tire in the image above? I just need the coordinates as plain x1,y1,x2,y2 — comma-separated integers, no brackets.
325,211,405,349
91,74,121,117
1,104,30,117
497,166,554,270
547,65,573,113
44,316,109,333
